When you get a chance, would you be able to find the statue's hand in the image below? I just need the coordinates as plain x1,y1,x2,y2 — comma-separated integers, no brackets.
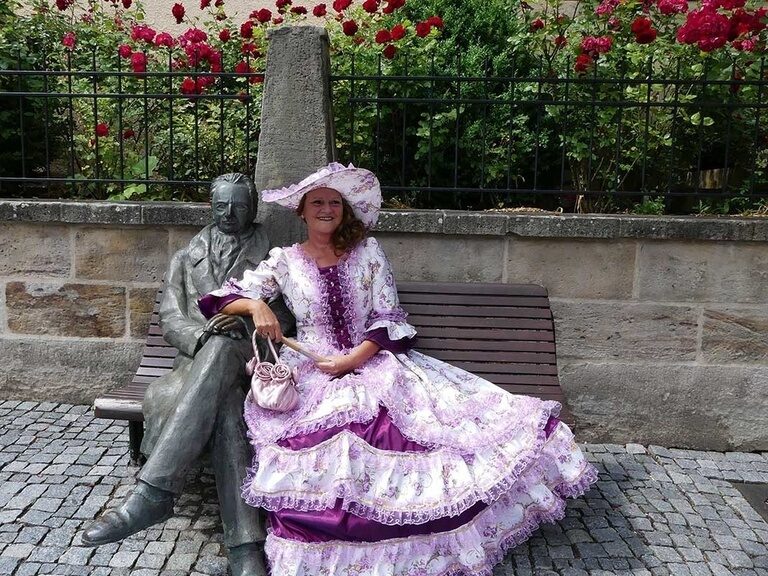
200,314,247,345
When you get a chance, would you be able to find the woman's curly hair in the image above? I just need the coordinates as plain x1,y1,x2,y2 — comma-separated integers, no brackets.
297,194,367,254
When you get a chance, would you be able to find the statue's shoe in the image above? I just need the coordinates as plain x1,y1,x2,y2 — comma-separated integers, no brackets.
229,542,269,576
80,483,174,547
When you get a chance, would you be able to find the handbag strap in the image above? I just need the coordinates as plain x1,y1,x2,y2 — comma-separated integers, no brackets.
250,330,261,363
250,330,280,363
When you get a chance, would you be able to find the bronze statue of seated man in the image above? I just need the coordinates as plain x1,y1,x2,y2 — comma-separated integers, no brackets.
81,173,294,576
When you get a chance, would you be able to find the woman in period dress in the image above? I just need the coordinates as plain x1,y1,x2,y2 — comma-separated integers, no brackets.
199,162,598,576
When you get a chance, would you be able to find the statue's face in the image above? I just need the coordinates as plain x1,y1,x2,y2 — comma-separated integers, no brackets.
212,184,254,235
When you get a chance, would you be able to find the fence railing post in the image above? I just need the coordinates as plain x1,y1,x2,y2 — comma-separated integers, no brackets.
254,25,335,247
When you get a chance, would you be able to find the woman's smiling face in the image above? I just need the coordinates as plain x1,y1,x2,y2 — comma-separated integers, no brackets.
301,187,344,234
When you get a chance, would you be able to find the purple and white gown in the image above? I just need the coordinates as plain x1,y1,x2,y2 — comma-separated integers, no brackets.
200,237,598,576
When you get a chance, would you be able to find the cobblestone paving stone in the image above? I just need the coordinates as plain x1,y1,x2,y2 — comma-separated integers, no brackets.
1,401,767,575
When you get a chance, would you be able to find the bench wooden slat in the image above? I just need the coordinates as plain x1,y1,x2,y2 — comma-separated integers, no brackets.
418,349,556,364
140,356,178,368
399,293,552,307
441,360,559,375
484,374,561,386
142,344,179,357
407,315,554,330
415,338,556,353
398,282,548,297
402,303,552,320
415,326,555,342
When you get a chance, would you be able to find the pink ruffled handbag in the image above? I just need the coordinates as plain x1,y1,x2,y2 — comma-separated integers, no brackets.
245,331,299,412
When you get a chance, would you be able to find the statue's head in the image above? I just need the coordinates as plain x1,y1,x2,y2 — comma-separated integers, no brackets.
209,173,257,235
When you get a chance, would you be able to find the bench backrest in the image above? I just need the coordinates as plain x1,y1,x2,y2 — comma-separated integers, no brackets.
98,282,565,421
397,282,562,404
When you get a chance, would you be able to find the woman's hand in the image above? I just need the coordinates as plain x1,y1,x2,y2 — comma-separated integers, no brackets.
316,340,381,376
221,298,283,341
316,355,356,376
249,299,283,342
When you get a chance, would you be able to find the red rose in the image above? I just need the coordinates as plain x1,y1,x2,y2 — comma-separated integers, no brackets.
574,53,592,74
273,16,284,24
61,31,76,50
553,34,567,47
235,60,252,75
362,0,379,13
657,0,687,16
415,21,431,38
154,32,175,48
375,29,392,44
382,44,397,59
201,0,211,7
275,0,292,11
199,75,215,91
219,29,231,41
180,77,197,95
580,35,612,54
241,42,257,55
122,129,135,140
55,0,74,10
530,18,544,31
634,27,657,44
332,0,352,12
383,0,404,14
172,3,186,24
290,6,308,14
95,123,109,137
608,17,621,30
390,23,405,40
630,17,652,34
255,8,272,22
179,27,207,45
595,0,619,16
427,16,444,29
131,52,147,74
122,0,132,8
313,4,327,17
215,0,224,6
240,21,254,38
342,19,358,36
118,44,133,58
131,24,156,44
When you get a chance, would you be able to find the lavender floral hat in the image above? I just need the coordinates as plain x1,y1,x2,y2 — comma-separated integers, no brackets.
261,162,382,228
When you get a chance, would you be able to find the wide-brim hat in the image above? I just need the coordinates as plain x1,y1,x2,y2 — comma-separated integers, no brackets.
261,162,381,228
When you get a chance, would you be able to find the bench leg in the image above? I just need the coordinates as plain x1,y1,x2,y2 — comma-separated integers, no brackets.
128,421,146,466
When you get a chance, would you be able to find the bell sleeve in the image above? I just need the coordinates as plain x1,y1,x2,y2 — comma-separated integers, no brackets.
362,238,417,352
198,247,287,319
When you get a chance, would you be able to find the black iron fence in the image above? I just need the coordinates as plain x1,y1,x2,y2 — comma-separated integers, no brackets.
331,53,768,213
2,50,767,213
0,50,264,201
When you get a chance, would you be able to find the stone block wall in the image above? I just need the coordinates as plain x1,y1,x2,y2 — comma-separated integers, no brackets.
1,200,767,451
0,201,205,405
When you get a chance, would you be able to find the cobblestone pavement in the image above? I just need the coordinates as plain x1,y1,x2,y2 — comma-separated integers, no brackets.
1,400,767,576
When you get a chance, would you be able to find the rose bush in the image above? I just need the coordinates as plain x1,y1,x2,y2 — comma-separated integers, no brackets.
513,0,767,212
1,0,442,200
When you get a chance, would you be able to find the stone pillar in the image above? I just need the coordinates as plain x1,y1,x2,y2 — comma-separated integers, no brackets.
254,26,335,247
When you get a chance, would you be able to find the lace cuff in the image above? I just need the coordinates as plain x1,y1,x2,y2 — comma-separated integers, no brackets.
364,327,414,353
365,319,417,342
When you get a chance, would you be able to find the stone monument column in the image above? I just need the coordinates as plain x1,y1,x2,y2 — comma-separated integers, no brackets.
254,25,336,247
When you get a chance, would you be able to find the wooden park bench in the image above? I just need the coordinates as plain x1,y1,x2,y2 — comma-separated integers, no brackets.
94,281,568,463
